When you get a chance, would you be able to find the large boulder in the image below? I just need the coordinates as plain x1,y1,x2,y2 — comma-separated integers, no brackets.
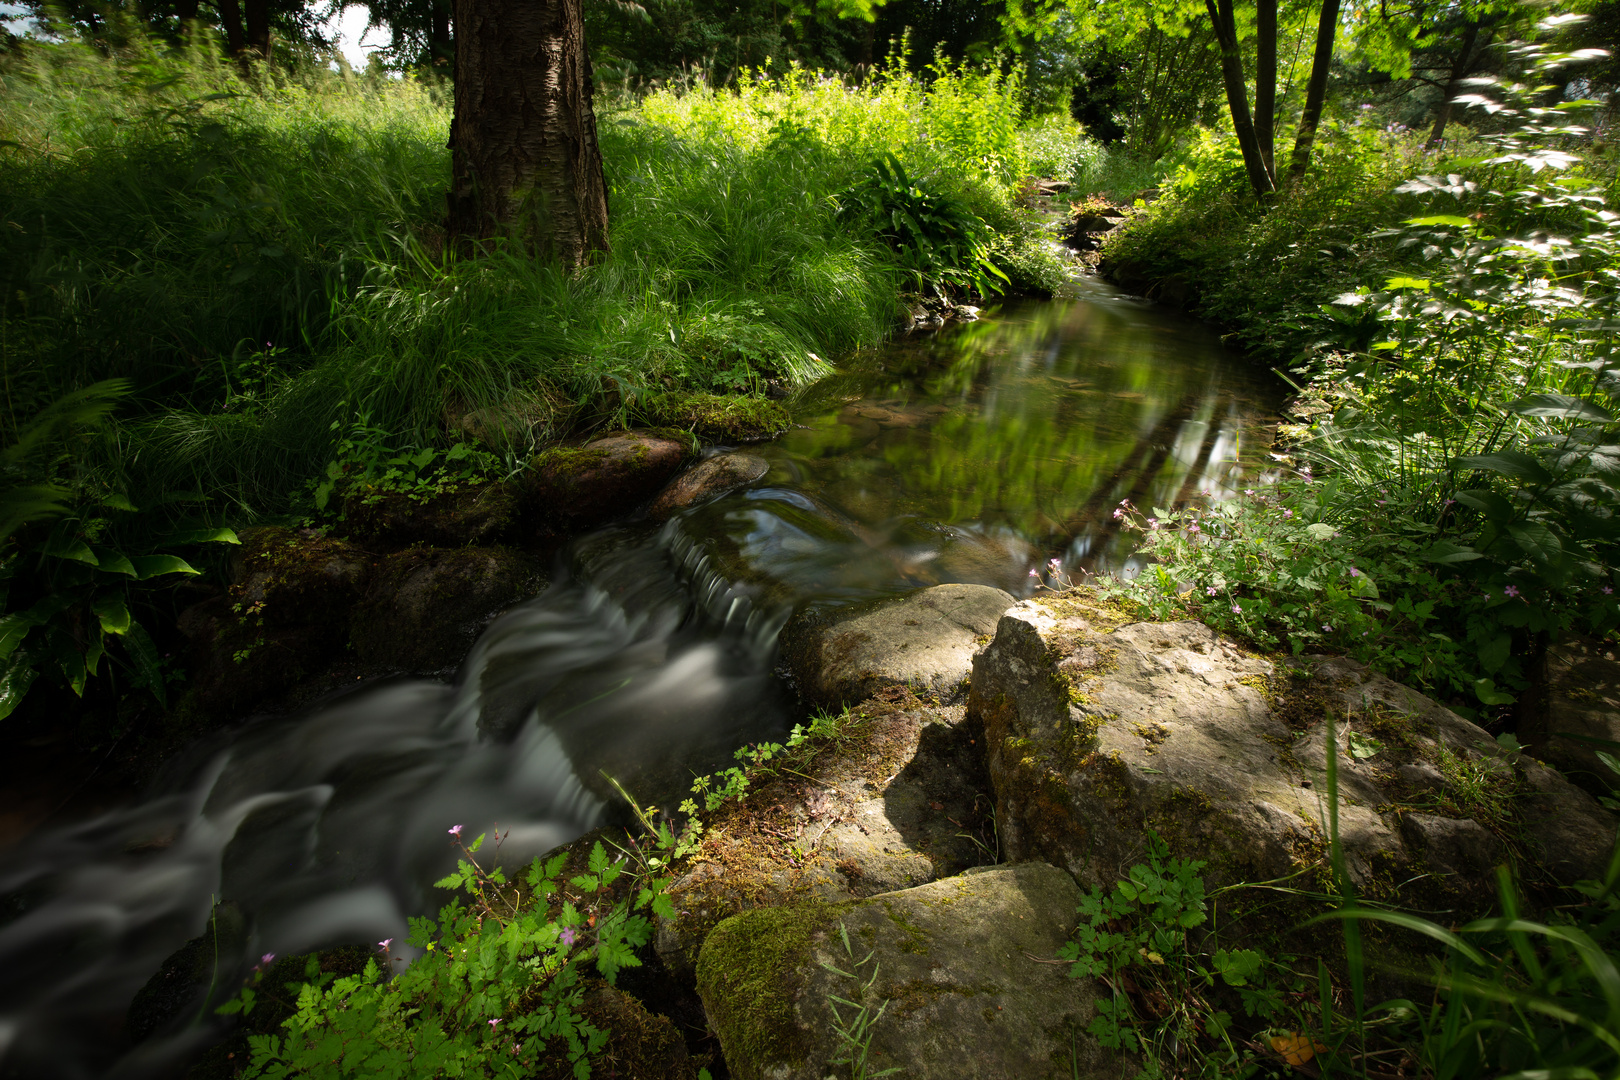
779,584,1014,709
646,452,769,521
231,526,371,626
339,481,521,550
968,591,1616,911
525,431,689,532
1520,637,1620,797
656,692,993,978
695,863,1122,1080
350,547,545,673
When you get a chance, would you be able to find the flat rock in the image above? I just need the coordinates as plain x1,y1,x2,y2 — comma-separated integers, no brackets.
1521,637,1620,796
526,431,688,531
350,547,545,672
646,452,769,521
778,584,1013,709
656,694,993,978
694,863,1123,1080
967,590,1615,912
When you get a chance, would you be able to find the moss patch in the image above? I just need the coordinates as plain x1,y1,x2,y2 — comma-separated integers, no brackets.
695,902,840,1078
643,392,791,443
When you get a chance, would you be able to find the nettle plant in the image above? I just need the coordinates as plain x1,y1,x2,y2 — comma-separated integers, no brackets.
224,820,685,1079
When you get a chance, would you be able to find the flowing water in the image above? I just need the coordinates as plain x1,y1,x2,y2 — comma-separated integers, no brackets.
0,280,1282,1078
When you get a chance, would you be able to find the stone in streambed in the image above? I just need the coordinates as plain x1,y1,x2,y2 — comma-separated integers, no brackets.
694,863,1123,1080
350,546,545,673
655,693,992,978
646,452,769,521
525,431,689,532
967,589,1614,916
778,583,1014,709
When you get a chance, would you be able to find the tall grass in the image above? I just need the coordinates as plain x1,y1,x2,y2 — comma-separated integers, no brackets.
0,36,1045,520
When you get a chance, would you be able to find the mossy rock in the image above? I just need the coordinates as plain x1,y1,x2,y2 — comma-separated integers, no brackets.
641,392,790,444
525,431,689,531
695,864,1123,1080
339,480,521,550
968,592,1618,923
230,526,371,628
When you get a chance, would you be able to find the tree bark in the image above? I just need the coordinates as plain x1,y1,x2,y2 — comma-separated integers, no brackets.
1206,0,1275,201
447,0,610,269
429,0,452,69
174,0,200,26
215,0,246,57
1426,21,1480,150
1254,0,1278,181
243,0,270,59
1286,0,1340,185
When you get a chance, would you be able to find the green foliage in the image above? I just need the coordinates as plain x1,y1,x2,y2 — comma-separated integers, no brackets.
224,822,679,1079
1058,831,1311,1077
1101,43,1620,709
309,409,498,514
838,154,1008,297
0,380,238,719
819,922,901,1080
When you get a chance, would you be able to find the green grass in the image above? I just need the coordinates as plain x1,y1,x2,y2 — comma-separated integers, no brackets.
0,35,1056,523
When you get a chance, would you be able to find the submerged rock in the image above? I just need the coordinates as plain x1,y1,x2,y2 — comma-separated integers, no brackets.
350,547,545,673
694,863,1121,1080
778,583,1014,709
968,590,1615,912
646,452,769,521
656,693,993,977
526,431,689,532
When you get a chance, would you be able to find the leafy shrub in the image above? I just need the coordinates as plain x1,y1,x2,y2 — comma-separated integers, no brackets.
1018,112,1083,179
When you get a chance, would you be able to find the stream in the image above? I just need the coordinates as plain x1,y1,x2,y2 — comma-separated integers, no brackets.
0,278,1282,1078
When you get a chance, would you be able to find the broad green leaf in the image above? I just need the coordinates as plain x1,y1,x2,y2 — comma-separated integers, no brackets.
1507,394,1614,422
1506,522,1563,566
165,527,241,546
93,594,131,635
42,537,98,565
1304,523,1335,541
1384,275,1433,291
90,547,137,576
1404,215,1473,228
1475,678,1517,706
0,650,38,720
0,614,34,661
1454,489,1517,524
1456,452,1553,486
129,554,199,580
100,493,138,512
1422,540,1483,563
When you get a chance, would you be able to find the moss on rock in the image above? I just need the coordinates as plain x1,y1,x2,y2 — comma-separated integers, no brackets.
694,902,839,1079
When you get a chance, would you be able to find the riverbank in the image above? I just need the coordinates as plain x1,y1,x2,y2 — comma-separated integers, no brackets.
1071,111,1620,725
0,37,1085,768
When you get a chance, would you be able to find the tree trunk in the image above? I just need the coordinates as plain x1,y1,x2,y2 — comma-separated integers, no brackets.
175,0,200,26
429,0,452,70
243,0,270,58
1206,0,1275,201
447,0,611,270
1427,21,1480,149
215,0,246,58
1254,0,1278,180
1286,0,1340,185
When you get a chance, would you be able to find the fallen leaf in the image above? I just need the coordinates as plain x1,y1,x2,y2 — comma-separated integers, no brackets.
1270,1033,1328,1067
